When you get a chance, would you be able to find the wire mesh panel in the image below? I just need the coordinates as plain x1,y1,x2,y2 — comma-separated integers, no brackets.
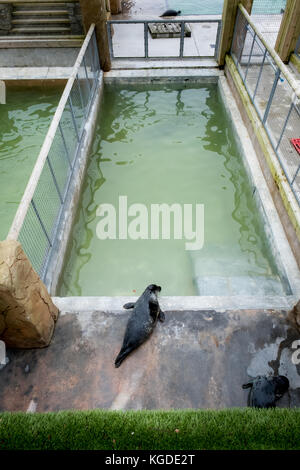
231,6,300,205
12,27,101,279
251,0,286,49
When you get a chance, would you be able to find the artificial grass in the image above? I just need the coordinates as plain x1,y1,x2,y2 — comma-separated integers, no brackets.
0,408,300,450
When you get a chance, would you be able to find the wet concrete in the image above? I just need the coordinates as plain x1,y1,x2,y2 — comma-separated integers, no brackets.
0,308,299,411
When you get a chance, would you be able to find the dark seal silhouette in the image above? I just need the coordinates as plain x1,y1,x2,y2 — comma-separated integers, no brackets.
160,9,181,17
242,375,289,408
114,284,165,368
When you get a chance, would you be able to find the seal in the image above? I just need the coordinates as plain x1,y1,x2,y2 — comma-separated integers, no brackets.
114,284,165,368
242,375,289,408
160,9,181,17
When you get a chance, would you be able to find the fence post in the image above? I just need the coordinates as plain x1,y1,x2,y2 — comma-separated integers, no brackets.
218,0,253,67
79,0,111,71
110,0,122,14
275,0,300,63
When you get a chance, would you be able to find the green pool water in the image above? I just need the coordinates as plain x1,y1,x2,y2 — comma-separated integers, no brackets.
58,83,286,297
166,0,286,15
0,86,63,241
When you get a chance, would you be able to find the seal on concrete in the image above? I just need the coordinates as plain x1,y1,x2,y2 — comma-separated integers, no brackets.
242,375,289,408
160,9,181,17
114,284,165,368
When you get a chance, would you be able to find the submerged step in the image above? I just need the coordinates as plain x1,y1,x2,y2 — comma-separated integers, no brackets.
194,275,286,296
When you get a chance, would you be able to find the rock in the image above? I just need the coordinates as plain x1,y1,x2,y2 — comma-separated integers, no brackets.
0,240,59,348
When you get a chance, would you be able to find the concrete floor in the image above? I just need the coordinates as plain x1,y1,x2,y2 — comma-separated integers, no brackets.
0,306,299,411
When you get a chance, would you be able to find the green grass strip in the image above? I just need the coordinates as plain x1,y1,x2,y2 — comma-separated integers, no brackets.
0,408,300,450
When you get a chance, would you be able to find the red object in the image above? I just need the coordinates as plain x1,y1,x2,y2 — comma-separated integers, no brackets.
291,138,300,154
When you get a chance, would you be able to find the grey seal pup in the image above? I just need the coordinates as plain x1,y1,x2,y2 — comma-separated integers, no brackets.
242,375,289,408
114,284,165,368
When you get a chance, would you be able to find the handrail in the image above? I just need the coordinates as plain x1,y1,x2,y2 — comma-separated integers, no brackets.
107,18,221,24
238,3,300,98
7,23,95,240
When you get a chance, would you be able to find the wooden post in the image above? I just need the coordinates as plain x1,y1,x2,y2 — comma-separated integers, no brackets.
218,0,253,67
110,0,122,15
79,0,111,72
275,0,300,63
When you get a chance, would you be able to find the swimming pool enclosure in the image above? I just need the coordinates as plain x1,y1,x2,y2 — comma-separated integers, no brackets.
5,5,300,290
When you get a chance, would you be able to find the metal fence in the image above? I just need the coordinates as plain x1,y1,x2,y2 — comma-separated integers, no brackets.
107,18,222,60
231,4,300,205
7,24,101,280
250,0,286,49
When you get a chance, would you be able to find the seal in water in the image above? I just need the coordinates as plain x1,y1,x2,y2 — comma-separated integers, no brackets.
114,284,165,368
242,375,289,408
160,9,181,17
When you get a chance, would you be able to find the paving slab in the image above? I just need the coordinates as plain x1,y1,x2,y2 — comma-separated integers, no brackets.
0,306,299,411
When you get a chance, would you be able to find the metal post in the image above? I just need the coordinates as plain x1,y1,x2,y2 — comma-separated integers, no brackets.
244,30,256,81
275,103,294,151
83,55,92,92
93,30,101,70
59,122,72,168
253,48,267,100
47,156,63,204
179,21,185,58
31,199,52,247
87,39,96,82
107,21,114,60
262,68,281,124
214,20,222,60
68,95,80,141
291,163,300,186
144,22,149,58
76,75,86,111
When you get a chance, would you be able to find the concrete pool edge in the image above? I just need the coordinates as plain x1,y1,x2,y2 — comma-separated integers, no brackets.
52,295,297,312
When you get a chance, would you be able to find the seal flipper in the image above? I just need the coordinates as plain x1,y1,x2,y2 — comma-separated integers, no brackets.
242,382,253,389
123,302,136,309
115,345,134,368
158,308,165,322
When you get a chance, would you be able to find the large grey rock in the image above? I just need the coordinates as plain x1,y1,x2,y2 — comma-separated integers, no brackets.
0,240,59,348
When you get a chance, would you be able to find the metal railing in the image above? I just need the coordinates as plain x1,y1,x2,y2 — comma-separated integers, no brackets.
231,4,300,205
7,23,101,280
107,18,222,60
